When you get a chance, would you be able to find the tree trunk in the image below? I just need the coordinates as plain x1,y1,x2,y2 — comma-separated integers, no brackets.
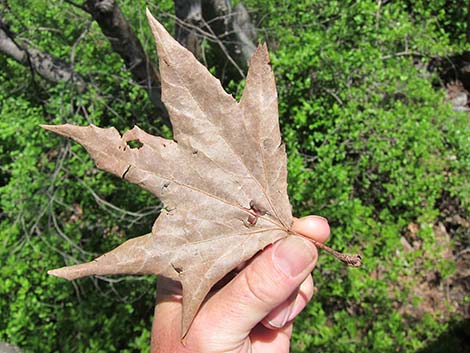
466,0,470,43
174,0,257,76
202,0,257,69
84,0,169,123
174,0,204,59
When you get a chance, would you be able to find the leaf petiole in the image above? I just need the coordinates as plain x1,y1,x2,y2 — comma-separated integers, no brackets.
290,231,362,267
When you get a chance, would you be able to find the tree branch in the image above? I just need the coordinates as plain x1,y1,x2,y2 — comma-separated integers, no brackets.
174,0,203,59
0,16,86,90
0,342,23,353
174,0,257,75
84,0,169,123
202,0,257,68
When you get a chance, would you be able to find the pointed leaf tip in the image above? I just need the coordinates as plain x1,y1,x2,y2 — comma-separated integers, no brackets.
48,268,70,280
41,124,61,133
251,42,270,65
47,261,101,281
145,8,157,24
145,9,166,41
40,124,75,137
145,8,186,64
40,123,85,139
47,266,87,281
41,124,68,137
145,8,154,23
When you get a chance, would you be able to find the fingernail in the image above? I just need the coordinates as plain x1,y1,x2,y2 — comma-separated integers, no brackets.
273,237,316,278
311,215,328,223
268,301,295,328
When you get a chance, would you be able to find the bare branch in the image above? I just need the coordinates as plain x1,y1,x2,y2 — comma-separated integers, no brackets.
173,0,257,75
0,16,86,90
174,0,203,58
0,342,23,353
84,0,169,124
201,18,245,77
202,0,257,68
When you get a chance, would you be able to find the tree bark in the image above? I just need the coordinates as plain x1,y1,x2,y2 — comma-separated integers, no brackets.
0,342,23,353
466,0,470,43
174,0,203,59
202,0,257,69
1,1,256,124
84,0,169,123
0,17,86,90
174,0,257,76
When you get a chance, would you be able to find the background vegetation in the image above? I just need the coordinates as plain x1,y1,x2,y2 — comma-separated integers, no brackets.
1,0,469,352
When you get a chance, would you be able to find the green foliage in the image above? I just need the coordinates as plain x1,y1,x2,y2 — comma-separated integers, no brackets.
1,0,469,352
0,1,173,351
0,92,156,352
245,0,470,352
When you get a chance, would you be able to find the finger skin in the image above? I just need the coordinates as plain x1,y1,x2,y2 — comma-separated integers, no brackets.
151,215,330,353
262,274,314,329
151,297,184,353
260,215,329,330
287,274,315,322
195,237,317,339
262,287,299,329
250,323,293,353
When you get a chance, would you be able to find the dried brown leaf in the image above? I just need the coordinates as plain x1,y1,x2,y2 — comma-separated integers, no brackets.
44,10,361,338
43,9,294,337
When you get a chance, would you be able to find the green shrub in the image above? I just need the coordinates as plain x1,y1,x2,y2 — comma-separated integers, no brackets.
245,0,470,351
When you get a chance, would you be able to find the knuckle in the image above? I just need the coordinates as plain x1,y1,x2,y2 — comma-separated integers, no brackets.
241,263,280,306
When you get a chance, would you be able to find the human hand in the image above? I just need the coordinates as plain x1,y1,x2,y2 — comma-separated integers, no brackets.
150,215,330,353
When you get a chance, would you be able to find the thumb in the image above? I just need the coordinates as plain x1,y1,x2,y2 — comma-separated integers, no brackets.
197,235,318,341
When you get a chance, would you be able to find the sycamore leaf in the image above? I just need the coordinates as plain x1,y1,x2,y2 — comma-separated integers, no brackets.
44,10,360,338
44,9,292,337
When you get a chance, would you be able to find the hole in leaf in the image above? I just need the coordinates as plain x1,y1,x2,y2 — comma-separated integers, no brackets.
127,139,143,149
